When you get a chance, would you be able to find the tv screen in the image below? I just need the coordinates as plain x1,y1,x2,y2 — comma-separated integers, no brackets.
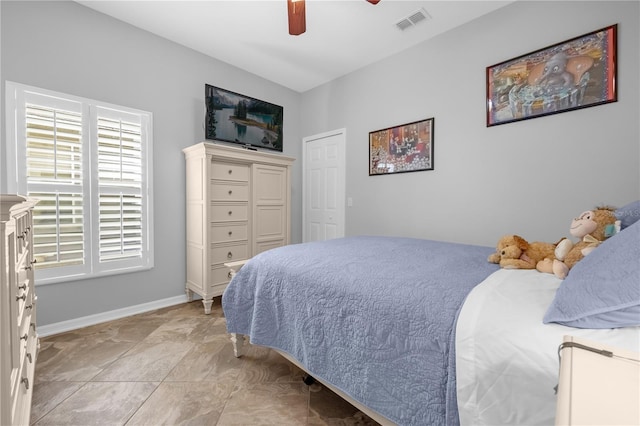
205,84,283,152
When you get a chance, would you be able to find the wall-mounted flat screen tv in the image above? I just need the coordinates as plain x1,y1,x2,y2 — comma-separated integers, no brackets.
205,84,283,152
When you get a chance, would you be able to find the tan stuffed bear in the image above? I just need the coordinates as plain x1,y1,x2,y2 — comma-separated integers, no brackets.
537,206,619,279
488,235,557,269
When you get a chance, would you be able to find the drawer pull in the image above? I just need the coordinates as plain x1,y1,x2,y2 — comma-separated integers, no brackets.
18,283,27,291
16,294,26,302
25,304,33,311
24,265,32,271
31,259,38,265
17,234,25,240
228,190,233,195
228,210,233,216
228,231,233,236
227,251,233,259
228,169,232,174
20,333,28,341
228,271,233,279
21,377,29,390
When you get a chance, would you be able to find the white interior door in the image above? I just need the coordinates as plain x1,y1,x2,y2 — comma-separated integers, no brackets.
302,129,346,243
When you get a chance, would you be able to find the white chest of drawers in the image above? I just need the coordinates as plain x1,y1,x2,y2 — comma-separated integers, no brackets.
1,195,38,426
183,142,294,314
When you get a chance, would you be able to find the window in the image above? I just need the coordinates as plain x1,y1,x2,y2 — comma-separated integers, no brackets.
6,82,153,285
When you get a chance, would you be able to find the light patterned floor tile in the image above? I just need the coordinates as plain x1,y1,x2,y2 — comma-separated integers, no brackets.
164,336,244,384
216,382,309,426
126,381,233,426
92,341,194,382
35,340,136,382
33,381,158,426
238,345,306,384
30,381,85,424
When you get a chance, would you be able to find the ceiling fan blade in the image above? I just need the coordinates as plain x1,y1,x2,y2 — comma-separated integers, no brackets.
366,0,381,4
287,0,306,36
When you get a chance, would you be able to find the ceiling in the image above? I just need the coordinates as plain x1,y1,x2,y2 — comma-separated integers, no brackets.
76,0,515,93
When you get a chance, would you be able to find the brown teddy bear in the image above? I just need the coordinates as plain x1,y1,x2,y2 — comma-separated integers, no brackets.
537,206,619,279
488,234,557,269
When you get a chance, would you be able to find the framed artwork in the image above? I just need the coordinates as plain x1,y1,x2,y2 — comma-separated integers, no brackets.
486,24,617,127
369,118,434,176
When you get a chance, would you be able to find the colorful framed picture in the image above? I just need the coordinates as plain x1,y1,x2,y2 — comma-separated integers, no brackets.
369,118,434,176
486,24,617,127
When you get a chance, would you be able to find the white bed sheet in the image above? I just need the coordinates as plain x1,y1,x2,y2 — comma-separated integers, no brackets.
455,269,640,426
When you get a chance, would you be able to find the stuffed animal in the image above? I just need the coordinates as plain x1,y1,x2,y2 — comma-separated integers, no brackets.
537,206,620,279
488,234,557,269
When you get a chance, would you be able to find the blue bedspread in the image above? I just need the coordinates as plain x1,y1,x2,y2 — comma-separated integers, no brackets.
222,236,499,425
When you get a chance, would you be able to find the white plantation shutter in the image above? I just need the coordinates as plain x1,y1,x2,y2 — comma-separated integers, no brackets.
29,192,85,269
96,111,145,265
6,82,153,285
99,194,142,261
26,105,85,269
22,96,91,279
25,105,83,185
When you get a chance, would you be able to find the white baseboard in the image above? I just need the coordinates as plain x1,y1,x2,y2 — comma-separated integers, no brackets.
38,294,190,337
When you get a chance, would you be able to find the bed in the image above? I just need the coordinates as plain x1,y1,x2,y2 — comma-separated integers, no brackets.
221,201,640,425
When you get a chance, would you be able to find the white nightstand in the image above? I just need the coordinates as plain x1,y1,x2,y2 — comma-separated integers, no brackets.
555,335,640,425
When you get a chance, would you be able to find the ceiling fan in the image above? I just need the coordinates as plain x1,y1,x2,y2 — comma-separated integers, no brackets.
287,0,381,36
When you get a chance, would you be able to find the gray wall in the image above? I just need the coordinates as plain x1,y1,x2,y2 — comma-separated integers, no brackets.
1,1,303,325
2,1,638,327
302,0,639,246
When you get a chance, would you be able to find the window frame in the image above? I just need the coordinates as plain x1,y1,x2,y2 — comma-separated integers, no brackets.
5,81,154,285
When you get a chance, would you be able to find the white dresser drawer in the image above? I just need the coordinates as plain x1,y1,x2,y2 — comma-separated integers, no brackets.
17,267,29,295
211,162,250,182
211,203,248,222
211,243,248,265
18,296,31,334
210,181,249,202
211,223,248,244
17,309,35,368
14,213,29,255
15,279,31,323
210,264,235,287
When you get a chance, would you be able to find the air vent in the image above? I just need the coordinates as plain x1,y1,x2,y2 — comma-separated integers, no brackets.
395,8,431,31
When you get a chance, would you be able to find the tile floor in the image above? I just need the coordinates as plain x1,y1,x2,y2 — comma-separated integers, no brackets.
31,299,381,425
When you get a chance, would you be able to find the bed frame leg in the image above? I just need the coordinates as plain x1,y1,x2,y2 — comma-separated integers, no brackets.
303,375,316,385
230,333,246,357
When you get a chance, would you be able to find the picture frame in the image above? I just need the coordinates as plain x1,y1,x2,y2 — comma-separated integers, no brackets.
369,118,434,176
486,24,617,127
205,84,283,152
